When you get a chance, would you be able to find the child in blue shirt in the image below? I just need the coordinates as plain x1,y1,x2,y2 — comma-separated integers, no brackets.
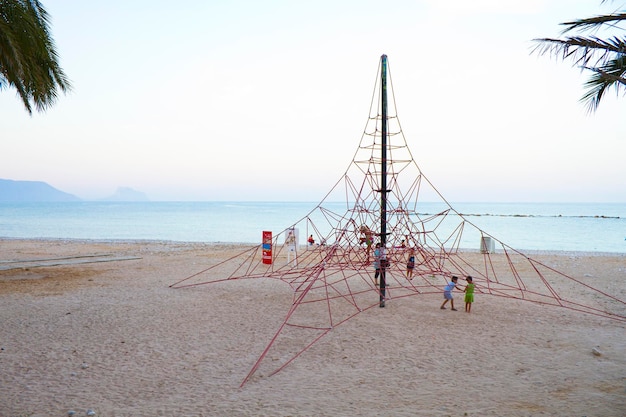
440,276,462,311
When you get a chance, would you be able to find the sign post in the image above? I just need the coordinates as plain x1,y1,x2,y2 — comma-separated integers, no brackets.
285,228,298,267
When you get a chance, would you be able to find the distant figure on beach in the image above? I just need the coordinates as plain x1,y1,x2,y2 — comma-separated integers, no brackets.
464,276,475,313
440,276,462,311
393,239,407,249
406,248,415,279
307,234,315,245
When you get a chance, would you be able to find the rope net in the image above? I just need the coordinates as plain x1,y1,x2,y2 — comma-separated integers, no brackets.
170,56,626,386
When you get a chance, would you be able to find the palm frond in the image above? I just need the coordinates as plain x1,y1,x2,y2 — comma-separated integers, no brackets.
0,0,72,115
533,35,626,67
580,56,626,112
560,12,626,33
531,2,626,111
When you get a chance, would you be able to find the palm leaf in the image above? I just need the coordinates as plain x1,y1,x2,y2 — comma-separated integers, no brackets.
532,36,626,67
532,3,626,112
581,56,626,111
560,12,626,33
0,0,72,114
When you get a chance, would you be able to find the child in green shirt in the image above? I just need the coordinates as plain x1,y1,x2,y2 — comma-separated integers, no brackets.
464,276,475,313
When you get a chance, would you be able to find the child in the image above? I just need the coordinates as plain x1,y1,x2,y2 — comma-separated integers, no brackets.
406,248,415,279
359,225,373,254
440,276,462,311
464,275,475,313
373,243,381,285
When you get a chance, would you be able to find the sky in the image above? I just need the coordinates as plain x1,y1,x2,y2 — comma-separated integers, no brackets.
1,0,625,202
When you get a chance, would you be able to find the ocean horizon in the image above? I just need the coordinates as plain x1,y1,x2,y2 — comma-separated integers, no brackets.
0,201,624,254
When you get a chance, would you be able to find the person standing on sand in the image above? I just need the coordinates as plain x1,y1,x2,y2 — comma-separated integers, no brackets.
464,276,475,313
406,248,415,279
373,243,381,285
440,276,462,311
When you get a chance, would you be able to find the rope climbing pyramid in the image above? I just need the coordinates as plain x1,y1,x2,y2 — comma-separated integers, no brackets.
171,55,626,386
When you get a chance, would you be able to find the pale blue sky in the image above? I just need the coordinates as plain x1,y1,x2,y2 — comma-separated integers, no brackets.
2,0,625,202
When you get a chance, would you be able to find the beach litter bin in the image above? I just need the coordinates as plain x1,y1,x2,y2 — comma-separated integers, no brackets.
480,236,495,254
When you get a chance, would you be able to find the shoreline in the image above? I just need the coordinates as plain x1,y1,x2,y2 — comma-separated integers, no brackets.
2,237,625,257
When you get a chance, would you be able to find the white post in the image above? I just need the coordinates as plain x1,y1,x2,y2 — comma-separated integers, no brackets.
285,228,299,266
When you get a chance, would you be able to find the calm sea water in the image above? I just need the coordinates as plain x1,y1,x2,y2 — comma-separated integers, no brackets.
0,202,624,254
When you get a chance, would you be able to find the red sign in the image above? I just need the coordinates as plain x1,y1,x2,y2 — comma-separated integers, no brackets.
262,231,272,264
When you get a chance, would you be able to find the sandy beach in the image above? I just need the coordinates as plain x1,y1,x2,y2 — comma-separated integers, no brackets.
0,238,624,417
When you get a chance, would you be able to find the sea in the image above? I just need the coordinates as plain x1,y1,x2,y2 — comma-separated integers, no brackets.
0,202,624,254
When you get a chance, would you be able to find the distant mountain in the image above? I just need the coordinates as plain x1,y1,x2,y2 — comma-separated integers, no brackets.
0,179,81,202
102,187,149,202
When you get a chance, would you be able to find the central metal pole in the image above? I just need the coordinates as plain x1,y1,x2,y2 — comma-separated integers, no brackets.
379,54,388,308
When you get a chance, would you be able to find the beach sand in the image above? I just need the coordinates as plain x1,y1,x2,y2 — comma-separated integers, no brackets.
0,239,624,417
